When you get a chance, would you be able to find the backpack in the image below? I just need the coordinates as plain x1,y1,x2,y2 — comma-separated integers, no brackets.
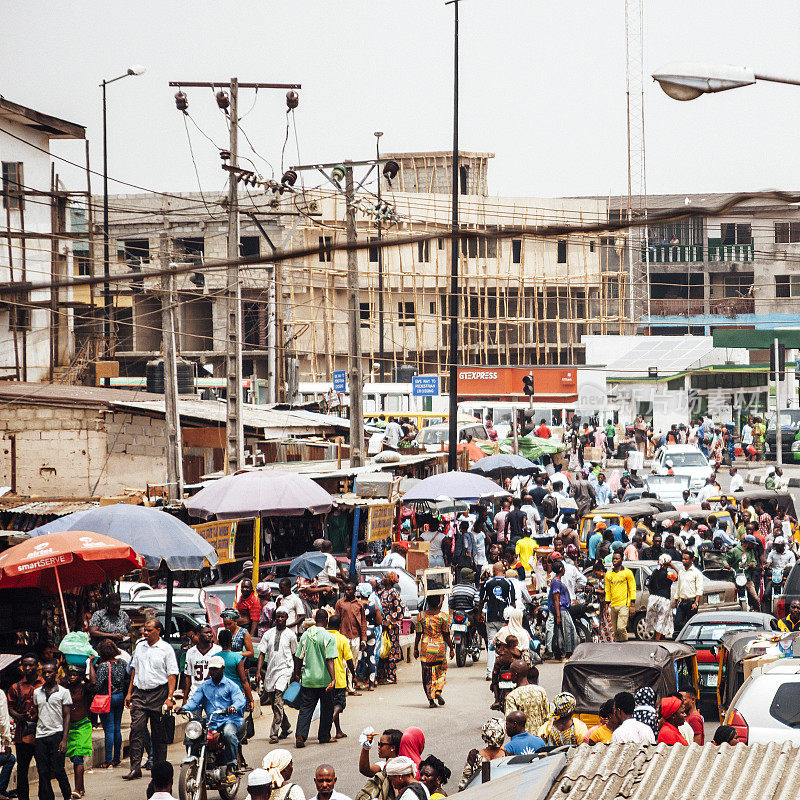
541,495,558,520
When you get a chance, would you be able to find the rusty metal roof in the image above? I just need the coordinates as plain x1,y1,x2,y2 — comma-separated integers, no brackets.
0,382,160,407
0,499,102,516
545,743,800,800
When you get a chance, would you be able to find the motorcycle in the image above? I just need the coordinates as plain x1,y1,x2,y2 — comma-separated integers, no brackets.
451,610,481,667
179,710,243,800
569,591,600,644
497,669,515,712
524,599,548,661
734,572,749,612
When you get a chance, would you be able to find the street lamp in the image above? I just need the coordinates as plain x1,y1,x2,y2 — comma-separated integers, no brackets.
375,130,385,383
101,64,145,355
652,61,800,101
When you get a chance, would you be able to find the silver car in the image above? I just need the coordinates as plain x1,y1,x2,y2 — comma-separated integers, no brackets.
360,566,421,615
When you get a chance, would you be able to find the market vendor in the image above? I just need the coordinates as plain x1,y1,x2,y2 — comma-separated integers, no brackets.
88,594,131,650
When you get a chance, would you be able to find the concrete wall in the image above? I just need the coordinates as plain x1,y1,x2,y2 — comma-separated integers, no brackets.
0,405,167,497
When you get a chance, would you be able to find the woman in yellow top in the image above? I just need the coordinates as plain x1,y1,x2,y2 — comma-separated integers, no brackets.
419,755,451,799
538,692,589,746
587,699,617,744
414,595,454,708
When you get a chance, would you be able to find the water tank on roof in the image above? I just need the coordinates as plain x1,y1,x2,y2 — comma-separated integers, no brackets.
146,357,194,395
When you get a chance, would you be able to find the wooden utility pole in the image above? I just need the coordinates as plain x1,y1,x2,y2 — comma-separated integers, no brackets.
160,232,183,502
345,163,365,467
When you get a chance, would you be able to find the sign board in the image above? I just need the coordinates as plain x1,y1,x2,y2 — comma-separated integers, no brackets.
193,520,237,565
332,370,347,392
367,503,395,542
713,328,800,350
456,366,578,401
412,375,439,396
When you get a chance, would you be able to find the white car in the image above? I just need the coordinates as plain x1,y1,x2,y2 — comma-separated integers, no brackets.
725,658,800,744
651,444,712,490
414,421,488,453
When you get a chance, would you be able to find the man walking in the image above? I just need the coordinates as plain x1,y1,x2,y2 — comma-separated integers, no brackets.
325,614,356,740
570,469,597,519
294,608,337,748
335,581,367,695
673,551,704,632
479,562,515,678
256,609,297,743
33,661,72,800
604,551,636,642
124,619,178,780
7,654,42,800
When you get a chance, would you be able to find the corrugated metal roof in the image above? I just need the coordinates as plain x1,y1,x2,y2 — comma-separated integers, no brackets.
0,499,101,516
546,743,800,800
0,382,160,406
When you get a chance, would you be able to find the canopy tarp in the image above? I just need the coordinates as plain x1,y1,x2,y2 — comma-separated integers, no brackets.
480,435,566,461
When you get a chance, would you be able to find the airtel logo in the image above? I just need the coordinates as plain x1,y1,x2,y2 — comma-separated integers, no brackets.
459,371,498,380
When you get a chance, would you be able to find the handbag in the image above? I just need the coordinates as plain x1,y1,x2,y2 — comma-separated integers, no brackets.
380,630,391,659
282,681,301,709
90,665,112,715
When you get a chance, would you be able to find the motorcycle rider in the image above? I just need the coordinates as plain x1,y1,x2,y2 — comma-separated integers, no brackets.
765,535,796,607
450,568,482,648
725,534,761,612
181,655,246,774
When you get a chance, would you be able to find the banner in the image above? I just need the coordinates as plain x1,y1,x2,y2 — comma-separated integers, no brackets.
367,503,395,542
193,520,237,564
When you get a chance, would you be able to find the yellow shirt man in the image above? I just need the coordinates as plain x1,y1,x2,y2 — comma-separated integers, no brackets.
604,560,637,643
327,628,354,689
515,536,538,575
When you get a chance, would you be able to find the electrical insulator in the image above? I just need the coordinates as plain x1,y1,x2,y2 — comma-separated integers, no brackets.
331,164,347,184
281,169,298,188
215,90,230,111
174,91,188,112
219,150,231,161
286,91,299,110
382,159,400,182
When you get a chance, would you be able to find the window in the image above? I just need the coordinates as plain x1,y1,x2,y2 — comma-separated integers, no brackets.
368,237,379,263
769,683,800,728
429,301,436,314
589,240,595,253
8,306,30,331
775,222,800,243
512,239,522,264
461,235,478,259
359,302,371,327
459,165,468,195
318,236,333,262
417,239,430,262
557,240,567,263
721,273,753,298
240,236,260,258
776,275,800,298
438,237,445,250
175,237,204,264
74,253,90,276
122,239,149,265
398,301,415,326
721,223,752,245
2,162,23,210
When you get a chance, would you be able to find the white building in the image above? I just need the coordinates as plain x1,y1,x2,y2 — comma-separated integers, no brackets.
0,96,85,381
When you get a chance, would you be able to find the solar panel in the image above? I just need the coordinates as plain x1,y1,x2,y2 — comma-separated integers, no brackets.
605,336,716,374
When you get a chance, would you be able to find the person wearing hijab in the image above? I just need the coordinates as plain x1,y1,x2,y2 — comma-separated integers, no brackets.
632,687,659,737
657,696,688,744
259,750,305,800
356,582,383,691
457,718,506,791
496,608,529,651
644,555,675,641
537,692,589,746
221,609,254,658
399,728,425,776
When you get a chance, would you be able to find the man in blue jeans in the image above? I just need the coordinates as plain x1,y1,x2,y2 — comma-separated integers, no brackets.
181,656,246,773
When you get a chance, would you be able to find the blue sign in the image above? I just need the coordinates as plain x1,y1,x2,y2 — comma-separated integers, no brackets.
412,375,439,396
333,370,346,392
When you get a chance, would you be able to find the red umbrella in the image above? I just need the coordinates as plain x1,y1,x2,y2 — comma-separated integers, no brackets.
0,531,145,630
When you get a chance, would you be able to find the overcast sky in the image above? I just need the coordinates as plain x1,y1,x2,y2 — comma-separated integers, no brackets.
4,1,800,200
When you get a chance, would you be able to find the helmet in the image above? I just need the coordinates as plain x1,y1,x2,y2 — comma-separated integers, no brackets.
565,544,579,555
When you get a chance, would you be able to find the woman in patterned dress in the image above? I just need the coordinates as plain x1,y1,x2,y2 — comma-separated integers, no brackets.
377,572,406,685
414,595,454,707
356,582,382,690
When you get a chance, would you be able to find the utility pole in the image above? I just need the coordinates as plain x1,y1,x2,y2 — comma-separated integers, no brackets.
168,79,301,470
160,232,183,502
775,337,783,466
345,163,365,467
375,131,385,383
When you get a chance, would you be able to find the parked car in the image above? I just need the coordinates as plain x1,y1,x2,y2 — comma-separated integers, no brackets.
118,581,151,603
765,409,800,463
359,566,422,615
414,421,489,453
725,657,800,744
674,610,778,702
121,603,206,670
134,583,239,612
225,555,354,586
651,444,712,490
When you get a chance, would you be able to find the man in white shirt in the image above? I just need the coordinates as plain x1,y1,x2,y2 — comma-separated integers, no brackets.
380,544,407,570
312,764,353,800
741,420,753,449
275,578,306,634
729,466,743,493
182,625,221,703
383,418,404,450
610,692,655,744
559,559,588,602
124,619,179,780
673,551,704,632
695,477,718,504
149,760,178,800
256,609,298,743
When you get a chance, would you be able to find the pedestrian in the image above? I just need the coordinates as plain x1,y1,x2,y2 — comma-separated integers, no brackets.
632,687,659,738
504,710,545,754
418,756,450,800
587,699,617,744
479,563,516,679
644,554,675,641
88,594,131,651
63,664,95,798
293,609,337,748
326,614,356,740
384,757,428,800
570,470,597,519
657,696,688,744
259,750,306,800
274,578,306,635
712,726,739,746
399,727,425,775
604,551,636,642
94,639,127,769
0,685,15,800
504,660,549,735
335,581,367,696
587,561,613,642
377,574,406,686
537,693,588,746
220,609,254,658
610,691,655,744
33,661,72,800
457,718,505,791
313,764,352,800
680,687,704,744
546,561,578,659
673,551,703,632
356,582,383,691
216,628,255,712
235,579,262,637
358,727,403,777
503,498,528,544
7,654,42,800
256,609,297,744
123,619,178,780
414,595,453,708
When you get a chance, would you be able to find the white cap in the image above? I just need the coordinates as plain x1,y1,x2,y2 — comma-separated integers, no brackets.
207,655,224,669
248,769,271,788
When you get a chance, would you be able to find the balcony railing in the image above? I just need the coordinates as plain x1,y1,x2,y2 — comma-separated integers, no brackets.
641,244,704,263
707,242,754,262
649,297,755,317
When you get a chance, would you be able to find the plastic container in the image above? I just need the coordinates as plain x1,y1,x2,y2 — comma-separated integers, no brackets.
63,652,90,667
